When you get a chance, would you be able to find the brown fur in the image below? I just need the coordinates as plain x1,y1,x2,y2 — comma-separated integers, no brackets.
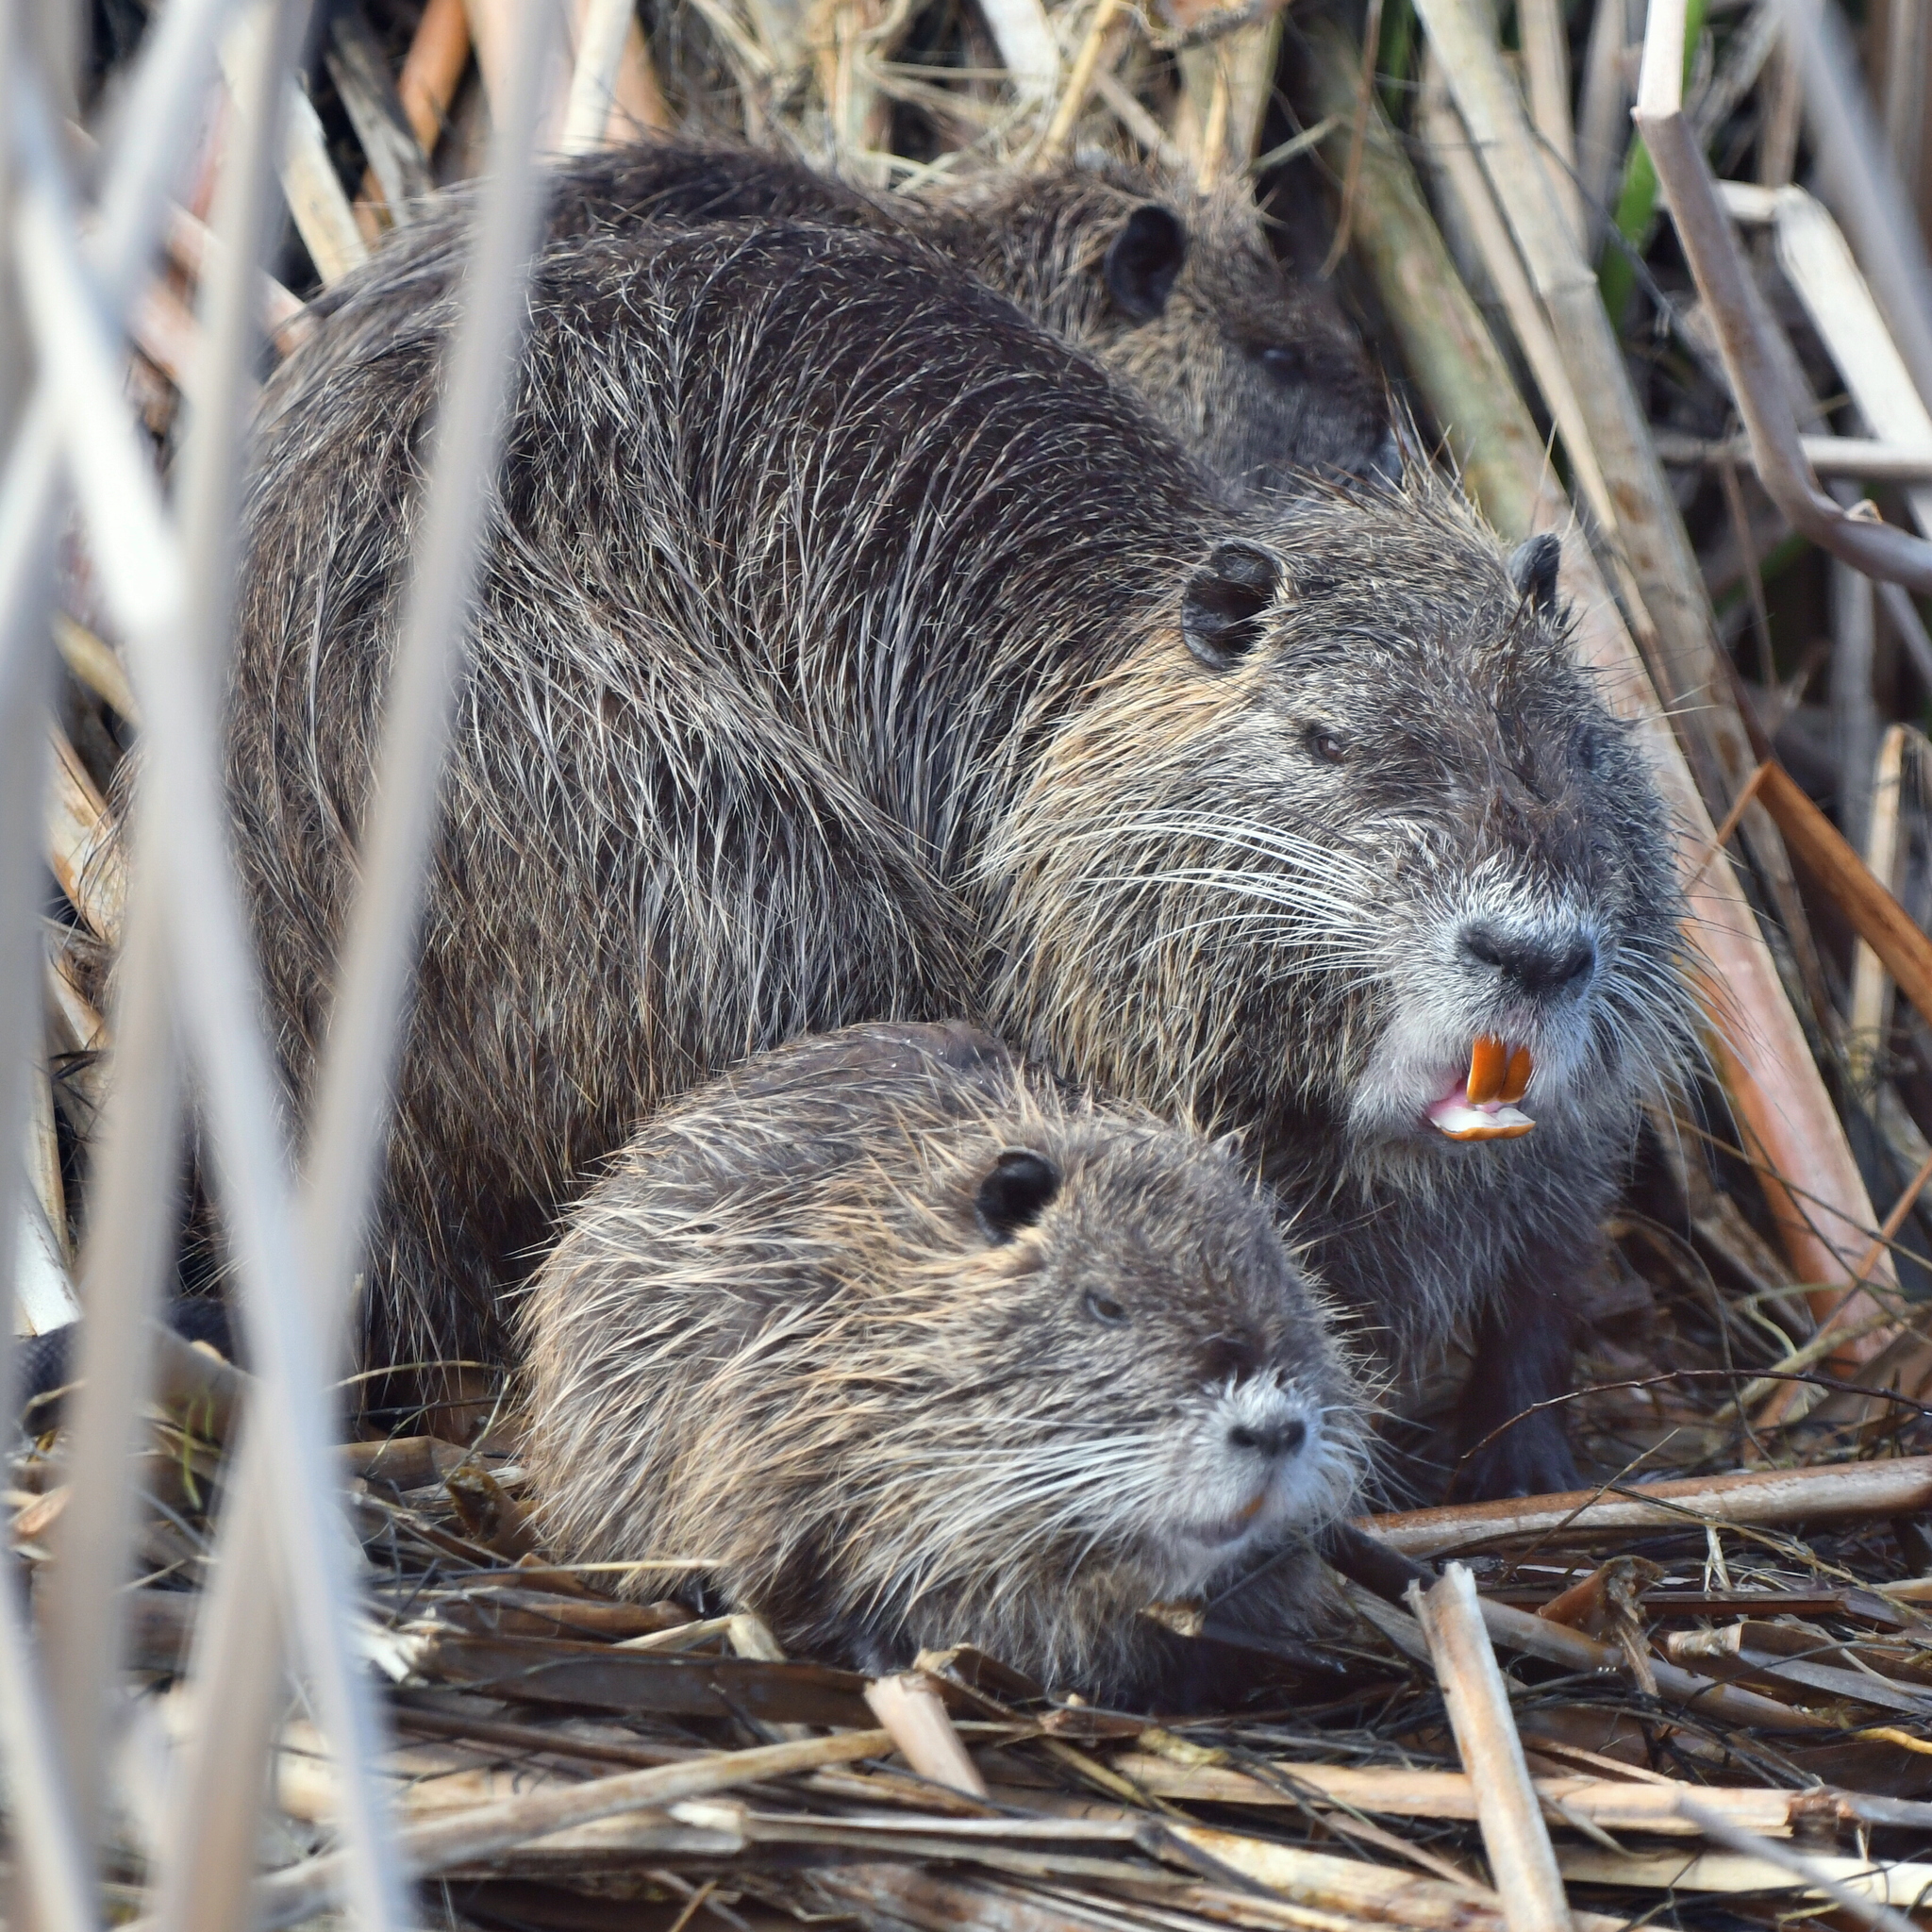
521,1022,1365,1703
283,140,1391,496
223,220,1688,1496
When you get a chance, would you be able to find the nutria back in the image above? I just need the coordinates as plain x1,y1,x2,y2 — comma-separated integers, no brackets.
283,140,1391,497
521,1022,1363,1700
228,218,1690,1497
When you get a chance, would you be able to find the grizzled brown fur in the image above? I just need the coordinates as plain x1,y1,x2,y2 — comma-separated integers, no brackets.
521,1022,1363,1702
284,140,1391,497
228,220,1688,1494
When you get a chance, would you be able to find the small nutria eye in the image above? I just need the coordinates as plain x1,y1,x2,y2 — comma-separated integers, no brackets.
1306,724,1346,765
1257,344,1305,384
1084,1291,1129,1326
975,1150,1059,1241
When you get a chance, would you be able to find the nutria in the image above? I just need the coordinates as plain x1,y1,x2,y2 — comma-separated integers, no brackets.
225,220,1689,1498
279,140,1393,498
521,1021,1365,1700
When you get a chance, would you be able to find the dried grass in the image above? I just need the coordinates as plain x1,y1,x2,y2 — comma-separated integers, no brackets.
17,0,1932,1923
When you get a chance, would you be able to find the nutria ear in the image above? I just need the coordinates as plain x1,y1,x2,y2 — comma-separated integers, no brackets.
976,1150,1060,1241
1508,532,1562,613
1105,205,1187,322
1182,540,1283,670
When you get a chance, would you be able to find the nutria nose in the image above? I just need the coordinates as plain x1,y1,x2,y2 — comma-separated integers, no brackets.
1458,921,1595,1001
1227,1418,1307,1458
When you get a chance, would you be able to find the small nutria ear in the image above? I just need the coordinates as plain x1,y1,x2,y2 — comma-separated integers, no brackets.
1105,205,1187,322
1508,532,1562,613
1182,540,1283,670
975,1150,1061,1241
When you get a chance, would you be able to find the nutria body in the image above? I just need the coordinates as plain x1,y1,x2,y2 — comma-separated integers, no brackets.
283,141,1391,497
228,220,1689,1497
522,1022,1363,1699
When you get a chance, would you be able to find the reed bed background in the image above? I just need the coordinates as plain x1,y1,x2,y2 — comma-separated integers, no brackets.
11,0,1932,1924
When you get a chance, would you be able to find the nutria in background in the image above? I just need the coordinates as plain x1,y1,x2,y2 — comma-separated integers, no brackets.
521,1022,1365,1702
226,220,1689,1495
278,141,1393,498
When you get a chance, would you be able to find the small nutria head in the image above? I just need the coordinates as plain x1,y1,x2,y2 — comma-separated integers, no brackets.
982,482,1691,1224
520,1024,1364,1700
926,156,1395,496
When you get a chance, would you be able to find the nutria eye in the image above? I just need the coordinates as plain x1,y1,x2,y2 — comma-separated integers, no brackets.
975,1150,1059,1241
1257,345,1305,384
1084,1291,1129,1326
1307,725,1346,764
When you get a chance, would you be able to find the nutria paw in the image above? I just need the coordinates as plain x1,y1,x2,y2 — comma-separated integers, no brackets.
1448,1408,1581,1503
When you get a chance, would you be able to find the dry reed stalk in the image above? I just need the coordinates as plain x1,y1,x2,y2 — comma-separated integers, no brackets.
1654,432,1932,482
864,1672,991,1797
976,0,1060,102
1416,62,1632,587
1108,1758,1861,1836
128,274,203,395
15,1192,80,1335
564,0,672,149
1633,14,1932,589
25,1044,64,1263
1849,725,1910,1086
458,0,518,116
1041,0,1128,157
397,0,475,154
1757,39,1802,184
1574,0,1632,226
1307,31,1898,1329
19,8,409,1919
44,724,125,947
1679,1814,1923,1930
1407,1565,1572,1932
1832,554,1880,850
1754,761,1932,1059
52,612,139,726
154,194,306,345
43,941,108,1075
1348,1580,1830,1741
1748,1139,1932,1424
227,1729,895,1930
1320,0,1385,273
1412,0,1766,818
218,8,367,284
1738,186,1932,541
1515,0,1582,243
1558,1838,1932,1911
0,0,287,1902
1775,0,1932,415
1364,1456,1932,1554
152,11,562,1918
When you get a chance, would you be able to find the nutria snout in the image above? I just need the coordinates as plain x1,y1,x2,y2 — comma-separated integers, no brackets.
520,1023,1366,1702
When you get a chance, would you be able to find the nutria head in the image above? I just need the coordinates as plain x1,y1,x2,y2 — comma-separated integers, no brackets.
923,156,1396,496
981,484,1690,1246
520,1024,1364,1699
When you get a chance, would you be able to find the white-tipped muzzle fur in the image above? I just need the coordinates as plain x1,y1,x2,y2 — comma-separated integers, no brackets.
1150,1374,1349,1594
1346,875,1610,1151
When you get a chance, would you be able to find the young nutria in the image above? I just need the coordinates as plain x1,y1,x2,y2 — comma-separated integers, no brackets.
521,1021,1365,1701
226,221,1689,1497
279,141,1393,498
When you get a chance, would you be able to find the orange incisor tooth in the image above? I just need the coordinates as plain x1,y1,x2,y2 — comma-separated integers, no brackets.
1500,1045,1533,1105
1466,1036,1507,1105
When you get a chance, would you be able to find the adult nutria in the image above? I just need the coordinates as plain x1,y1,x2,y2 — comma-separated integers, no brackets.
227,220,1689,1497
280,140,1393,498
521,1021,1365,1700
